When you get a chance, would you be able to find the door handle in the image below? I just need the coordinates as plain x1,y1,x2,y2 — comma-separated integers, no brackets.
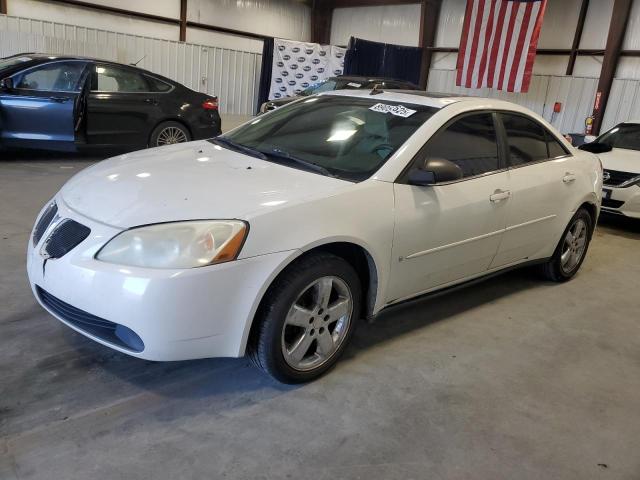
144,98,158,105
50,96,70,103
490,189,511,203
563,172,577,183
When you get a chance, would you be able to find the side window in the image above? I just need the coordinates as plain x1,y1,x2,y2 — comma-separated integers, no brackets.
93,65,149,92
500,113,548,166
422,113,500,178
547,132,569,158
146,75,172,92
13,62,85,92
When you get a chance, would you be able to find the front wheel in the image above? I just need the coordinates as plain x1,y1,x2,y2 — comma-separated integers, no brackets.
149,121,190,147
249,253,361,383
540,208,593,282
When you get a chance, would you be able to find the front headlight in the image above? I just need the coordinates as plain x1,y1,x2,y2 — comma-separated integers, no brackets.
96,220,248,269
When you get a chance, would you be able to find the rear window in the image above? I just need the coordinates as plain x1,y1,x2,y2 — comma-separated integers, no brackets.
221,96,437,181
146,75,172,92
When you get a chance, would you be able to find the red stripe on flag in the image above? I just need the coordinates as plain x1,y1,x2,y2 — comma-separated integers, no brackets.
487,0,508,88
456,0,476,86
521,0,547,92
507,2,534,92
476,0,498,88
465,0,486,88
496,2,519,91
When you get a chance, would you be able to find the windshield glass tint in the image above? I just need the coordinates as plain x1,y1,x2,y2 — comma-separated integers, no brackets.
221,96,437,181
302,79,365,96
0,56,33,71
598,124,640,152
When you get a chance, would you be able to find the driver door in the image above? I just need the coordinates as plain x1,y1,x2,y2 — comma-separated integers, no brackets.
387,112,510,303
0,61,89,151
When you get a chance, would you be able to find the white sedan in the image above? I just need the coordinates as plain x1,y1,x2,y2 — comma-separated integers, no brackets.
27,91,602,383
583,122,640,218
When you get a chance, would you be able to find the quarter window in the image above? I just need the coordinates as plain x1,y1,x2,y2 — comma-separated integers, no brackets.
146,76,172,92
501,113,549,166
13,62,85,92
93,65,149,92
422,113,500,178
547,133,568,158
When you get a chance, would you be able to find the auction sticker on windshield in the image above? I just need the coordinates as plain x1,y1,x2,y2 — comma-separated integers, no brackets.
369,103,417,118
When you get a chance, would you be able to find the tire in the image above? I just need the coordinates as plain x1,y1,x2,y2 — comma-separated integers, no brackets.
540,208,594,282
149,121,190,147
249,253,362,384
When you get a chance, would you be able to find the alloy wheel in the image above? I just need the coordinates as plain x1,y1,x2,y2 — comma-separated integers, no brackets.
156,126,188,146
560,218,588,274
281,276,353,371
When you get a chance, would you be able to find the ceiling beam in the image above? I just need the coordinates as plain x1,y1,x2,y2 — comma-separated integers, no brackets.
179,0,187,42
418,0,441,89
311,0,332,44
592,0,633,135
325,0,419,8
0,0,7,15
566,0,589,75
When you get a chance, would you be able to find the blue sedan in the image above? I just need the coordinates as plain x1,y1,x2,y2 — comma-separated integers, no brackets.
0,53,222,152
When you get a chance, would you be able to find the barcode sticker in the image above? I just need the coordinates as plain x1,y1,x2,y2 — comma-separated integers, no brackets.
347,82,362,87
369,103,416,118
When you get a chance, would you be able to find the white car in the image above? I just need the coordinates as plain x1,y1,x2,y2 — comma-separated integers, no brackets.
27,91,602,383
583,122,640,218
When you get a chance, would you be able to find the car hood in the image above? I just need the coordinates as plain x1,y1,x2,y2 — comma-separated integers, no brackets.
60,140,351,228
598,148,640,174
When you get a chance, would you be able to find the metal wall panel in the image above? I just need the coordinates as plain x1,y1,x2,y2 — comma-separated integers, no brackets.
602,79,640,131
427,69,598,133
0,14,262,115
331,4,421,47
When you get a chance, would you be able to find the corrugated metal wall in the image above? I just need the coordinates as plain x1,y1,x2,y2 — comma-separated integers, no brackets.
428,69,598,134
602,79,640,131
0,14,262,115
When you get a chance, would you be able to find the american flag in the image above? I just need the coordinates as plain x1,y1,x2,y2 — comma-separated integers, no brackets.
456,0,547,93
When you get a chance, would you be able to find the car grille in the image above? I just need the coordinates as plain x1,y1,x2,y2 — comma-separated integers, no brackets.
603,169,640,187
42,219,90,259
602,198,625,209
36,286,144,352
33,202,58,246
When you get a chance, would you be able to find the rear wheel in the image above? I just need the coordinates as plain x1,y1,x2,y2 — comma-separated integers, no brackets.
540,208,593,282
149,121,190,147
249,253,361,383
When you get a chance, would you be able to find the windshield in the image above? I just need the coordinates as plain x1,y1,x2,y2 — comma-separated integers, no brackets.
597,123,640,152
0,56,34,71
218,96,437,181
300,78,367,96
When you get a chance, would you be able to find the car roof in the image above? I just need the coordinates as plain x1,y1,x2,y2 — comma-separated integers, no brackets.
331,75,416,84
1,52,163,76
321,88,543,113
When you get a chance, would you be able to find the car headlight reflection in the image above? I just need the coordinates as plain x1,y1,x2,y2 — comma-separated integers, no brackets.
96,220,248,269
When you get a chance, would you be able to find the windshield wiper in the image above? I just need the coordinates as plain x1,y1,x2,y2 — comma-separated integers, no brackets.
210,137,266,160
259,147,333,177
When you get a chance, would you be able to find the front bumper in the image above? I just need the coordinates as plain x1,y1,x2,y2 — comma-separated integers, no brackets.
601,184,640,219
27,199,297,361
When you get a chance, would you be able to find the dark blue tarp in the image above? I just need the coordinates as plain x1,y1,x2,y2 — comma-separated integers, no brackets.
343,36,422,86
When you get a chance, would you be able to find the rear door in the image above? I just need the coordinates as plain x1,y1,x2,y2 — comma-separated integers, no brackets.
490,112,578,267
86,63,162,147
0,60,88,151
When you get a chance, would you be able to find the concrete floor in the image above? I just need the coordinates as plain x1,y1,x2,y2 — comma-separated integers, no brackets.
1,138,640,479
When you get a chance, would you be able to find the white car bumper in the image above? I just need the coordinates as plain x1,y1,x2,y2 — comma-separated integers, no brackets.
27,200,297,361
602,184,640,219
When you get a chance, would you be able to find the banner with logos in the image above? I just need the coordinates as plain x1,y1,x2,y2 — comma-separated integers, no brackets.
268,39,346,101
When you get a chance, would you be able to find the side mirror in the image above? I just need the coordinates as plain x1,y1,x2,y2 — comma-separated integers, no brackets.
407,157,463,186
578,142,613,154
0,77,13,91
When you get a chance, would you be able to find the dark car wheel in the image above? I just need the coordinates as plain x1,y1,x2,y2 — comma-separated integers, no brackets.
149,121,191,147
540,208,594,282
249,253,361,384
